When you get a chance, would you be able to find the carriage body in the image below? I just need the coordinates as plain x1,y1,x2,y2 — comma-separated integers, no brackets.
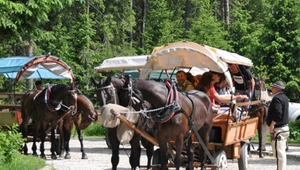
138,41,260,169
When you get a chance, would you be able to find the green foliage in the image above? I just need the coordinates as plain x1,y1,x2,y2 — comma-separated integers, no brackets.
0,153,46,170
82,123,106,137
0,124,24,163
288,119,300,140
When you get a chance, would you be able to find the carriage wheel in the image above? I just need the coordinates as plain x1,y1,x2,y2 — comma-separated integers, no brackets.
212,150,228,170
238,142,248,170
152,149,161,170
105,130,112,149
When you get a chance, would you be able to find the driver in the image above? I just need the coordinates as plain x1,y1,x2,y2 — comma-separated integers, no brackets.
176,70,194,92
35,80,44,91
228,64,255,99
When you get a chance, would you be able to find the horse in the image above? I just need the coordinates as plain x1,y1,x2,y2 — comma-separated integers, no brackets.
20,84,77,159
131,79,213,170
247,77,271,158
57,92,98,159
91,75,154,170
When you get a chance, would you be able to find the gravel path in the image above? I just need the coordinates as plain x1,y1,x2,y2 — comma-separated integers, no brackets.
31,137,300,170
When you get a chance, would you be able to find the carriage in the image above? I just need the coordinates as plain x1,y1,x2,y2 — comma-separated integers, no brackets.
0,55,75,143
96,41,264,170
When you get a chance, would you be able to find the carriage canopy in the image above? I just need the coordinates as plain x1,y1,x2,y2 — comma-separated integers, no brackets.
0,55,75,86
139,41,253,89
94,55,149,71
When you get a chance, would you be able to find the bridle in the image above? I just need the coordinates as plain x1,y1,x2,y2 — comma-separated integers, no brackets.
97,83,117,105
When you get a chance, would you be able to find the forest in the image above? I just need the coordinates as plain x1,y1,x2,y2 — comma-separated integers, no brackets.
0,0,299,102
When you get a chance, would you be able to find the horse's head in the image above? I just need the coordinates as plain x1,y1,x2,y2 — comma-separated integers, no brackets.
91,75,123,106
119,75,144,111
77,93,98,129
49,84,78,114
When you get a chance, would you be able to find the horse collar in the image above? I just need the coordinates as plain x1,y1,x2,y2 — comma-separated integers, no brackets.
44,86,62,112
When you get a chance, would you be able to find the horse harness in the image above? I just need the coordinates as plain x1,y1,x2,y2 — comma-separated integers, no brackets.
33,85,78,123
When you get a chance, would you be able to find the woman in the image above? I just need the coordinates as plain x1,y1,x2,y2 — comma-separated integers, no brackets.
196,71,248,114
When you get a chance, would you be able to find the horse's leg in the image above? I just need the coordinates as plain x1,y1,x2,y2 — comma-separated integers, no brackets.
109,127,120,170
198,124,212,170
184,136,194,170
32,121,40,157
39,122,47,159
20,116,29,155
74,120,88,159
174,134,184,170
57,121,65,157
157,125,168,170
50,124,58,159
129,133,141,170
141,131,154,170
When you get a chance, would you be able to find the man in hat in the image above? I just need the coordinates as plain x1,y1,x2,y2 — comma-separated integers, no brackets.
266,80,289,170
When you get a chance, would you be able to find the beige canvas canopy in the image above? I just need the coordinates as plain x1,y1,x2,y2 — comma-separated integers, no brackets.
139,41,254,90
139,41,234,88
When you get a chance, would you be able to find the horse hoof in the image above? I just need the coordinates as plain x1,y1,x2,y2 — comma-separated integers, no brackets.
259,154,264,158
32,152,38,157
81,153,88,159
51,155,57,160
40,154,46,159
64,154,71,159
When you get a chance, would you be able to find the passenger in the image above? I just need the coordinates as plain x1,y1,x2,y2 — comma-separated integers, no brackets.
215,73,229,95
186,72,199,88
228,64,255,99
175,70,194,92
196,71,248,114
35,80,44,91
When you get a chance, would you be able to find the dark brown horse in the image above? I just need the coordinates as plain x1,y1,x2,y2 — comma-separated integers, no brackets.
20,84,77,159
91,75,154,170
247,77,271,158
58,92,98,159
132,79,213,170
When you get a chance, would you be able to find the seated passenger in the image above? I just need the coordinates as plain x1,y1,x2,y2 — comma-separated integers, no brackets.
35,80,44,91
186,72,199,88
176,70,194,92
196,71,248,115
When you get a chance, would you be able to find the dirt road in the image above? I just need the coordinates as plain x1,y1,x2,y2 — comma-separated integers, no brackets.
33,137,300,170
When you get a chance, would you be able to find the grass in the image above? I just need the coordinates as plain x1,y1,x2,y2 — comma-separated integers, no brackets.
251,133,300,144
0,153,46,170
71,123,106,138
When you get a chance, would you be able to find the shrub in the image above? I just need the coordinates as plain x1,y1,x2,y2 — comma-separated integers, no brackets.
82,123,106,137
288,119,300,140
0,124,25,163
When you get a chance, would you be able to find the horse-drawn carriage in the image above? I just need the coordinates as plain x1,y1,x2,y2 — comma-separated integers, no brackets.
94,41,265,170
0,55,83,158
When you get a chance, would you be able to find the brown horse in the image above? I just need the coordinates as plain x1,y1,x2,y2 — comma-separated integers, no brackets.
132,79,213,170
20,84,77,159
57,92,98,159
247,77,271,158
91,75,153,170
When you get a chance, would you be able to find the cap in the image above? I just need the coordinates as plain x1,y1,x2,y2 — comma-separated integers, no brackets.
272,81,285,90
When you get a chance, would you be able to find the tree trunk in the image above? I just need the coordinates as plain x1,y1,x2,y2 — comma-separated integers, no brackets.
184,0,191,38
26,39,34,89
141,0,147,49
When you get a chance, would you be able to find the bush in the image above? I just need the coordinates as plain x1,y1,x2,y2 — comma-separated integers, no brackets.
0,124,25,163
289,119,300,140
82,123,106,137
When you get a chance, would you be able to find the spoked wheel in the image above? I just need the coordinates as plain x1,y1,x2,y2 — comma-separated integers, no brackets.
238,142,248,170
152,149,161,170
212,150,228,170
105,129,112,149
